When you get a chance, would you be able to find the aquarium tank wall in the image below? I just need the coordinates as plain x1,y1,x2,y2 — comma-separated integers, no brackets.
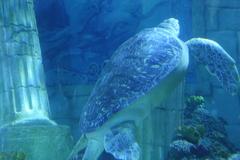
0,0,239,160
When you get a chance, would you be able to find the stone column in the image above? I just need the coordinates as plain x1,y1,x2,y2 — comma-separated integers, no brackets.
0,1,73,160
138,83,184,160
0,0,50,126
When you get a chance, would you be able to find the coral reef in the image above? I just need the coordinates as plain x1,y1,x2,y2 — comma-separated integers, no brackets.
176,125,205,144
169,140,196,159
168,96,239,160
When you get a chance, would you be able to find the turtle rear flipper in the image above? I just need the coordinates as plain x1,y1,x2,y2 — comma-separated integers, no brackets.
104,126,141,160
186,38,240,95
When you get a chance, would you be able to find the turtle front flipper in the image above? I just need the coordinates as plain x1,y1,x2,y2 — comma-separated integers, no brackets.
104,124,141,160
67,135,88,160
67,135,103,160
82,139,104,160
186,38,240,95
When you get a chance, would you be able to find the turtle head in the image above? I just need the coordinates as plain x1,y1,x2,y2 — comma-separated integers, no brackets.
158,18,180,36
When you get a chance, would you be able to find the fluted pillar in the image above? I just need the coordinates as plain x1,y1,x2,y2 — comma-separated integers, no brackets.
0,1,73,160
0,0,50,126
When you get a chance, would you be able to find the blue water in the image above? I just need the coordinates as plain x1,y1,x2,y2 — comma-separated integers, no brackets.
34,0,240,159
0,0,239,160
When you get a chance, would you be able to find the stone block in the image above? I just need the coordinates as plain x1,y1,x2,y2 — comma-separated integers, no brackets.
62,84,93,98
140,109,181,160
206,88,240,148
192,0,206,36
47,84,94,122
206,0,240,8
141,104,183,144
140,115,154,144
60,84,93,119
138,1,171,30
226,125,240,148
142,0,168,14
171,0,192,40
237,32,240,65
207,31,238,60
208,88,240,124
47,87,70,120
70,95,89,119
70,121,82,141
219,9,240,30
185,62,214,97
0,124,73,160
141,144,153,160
138,83,184,160
205,7,219,31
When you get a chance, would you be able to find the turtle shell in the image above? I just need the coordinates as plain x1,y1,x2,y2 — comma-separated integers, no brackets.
80,27,184,133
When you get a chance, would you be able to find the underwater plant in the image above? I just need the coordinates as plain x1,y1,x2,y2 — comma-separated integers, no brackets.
168,95,239,160
68,18,240,160
186,96,205,108
184,96,205,118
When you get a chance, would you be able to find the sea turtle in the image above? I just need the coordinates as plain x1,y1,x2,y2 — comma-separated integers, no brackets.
68,18,240,160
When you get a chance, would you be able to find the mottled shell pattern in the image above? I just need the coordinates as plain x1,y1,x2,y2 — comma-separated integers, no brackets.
80,23,184,132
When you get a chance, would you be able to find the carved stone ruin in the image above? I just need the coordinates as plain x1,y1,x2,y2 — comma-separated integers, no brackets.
0,0,51,126
138,83,184,160
0,1,73,159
